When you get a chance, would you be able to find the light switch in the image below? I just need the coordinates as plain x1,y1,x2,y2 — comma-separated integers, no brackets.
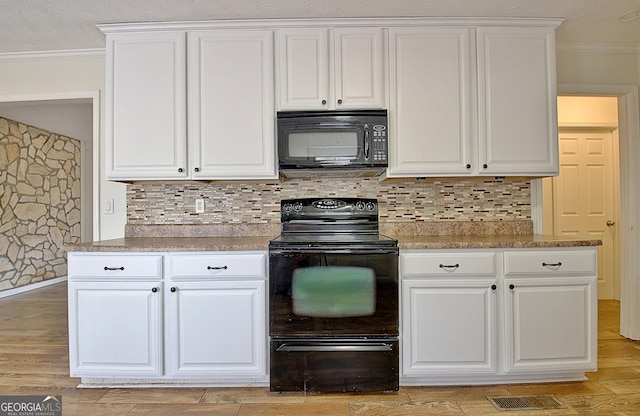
103,198,114,215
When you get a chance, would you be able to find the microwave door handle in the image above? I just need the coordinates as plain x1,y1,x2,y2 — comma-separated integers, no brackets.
364,124,370,161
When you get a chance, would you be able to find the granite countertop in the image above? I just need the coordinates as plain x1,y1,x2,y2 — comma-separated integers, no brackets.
392,233,601,250
63,236,275,252
64,222,602,252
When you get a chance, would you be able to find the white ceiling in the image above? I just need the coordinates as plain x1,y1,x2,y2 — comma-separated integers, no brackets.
1,0,640,54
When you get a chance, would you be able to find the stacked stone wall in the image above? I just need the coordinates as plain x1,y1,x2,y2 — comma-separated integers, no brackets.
0,117,81,291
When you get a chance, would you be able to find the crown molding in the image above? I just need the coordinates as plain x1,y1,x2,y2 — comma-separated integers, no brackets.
0,48,105,63
557,43,640,54
97,16,565,33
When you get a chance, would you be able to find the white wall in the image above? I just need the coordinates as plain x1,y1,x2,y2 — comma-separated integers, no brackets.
557,96,619,126
557,48,640,85
0,54,127,241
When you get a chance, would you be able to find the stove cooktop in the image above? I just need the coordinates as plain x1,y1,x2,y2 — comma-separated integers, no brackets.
271,197,397,249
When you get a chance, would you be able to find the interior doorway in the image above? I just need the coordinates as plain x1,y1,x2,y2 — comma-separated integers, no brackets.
542,96,620,300
0,93,99,243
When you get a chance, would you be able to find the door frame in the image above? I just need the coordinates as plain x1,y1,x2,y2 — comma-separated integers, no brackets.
531,83,640,340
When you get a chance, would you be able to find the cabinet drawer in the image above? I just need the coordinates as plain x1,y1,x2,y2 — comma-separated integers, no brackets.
170,253,266,279
401,252,496,277
67,254,163,279
504,249,597,276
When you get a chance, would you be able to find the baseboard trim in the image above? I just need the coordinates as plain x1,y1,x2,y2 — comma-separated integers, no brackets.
0,276,67,299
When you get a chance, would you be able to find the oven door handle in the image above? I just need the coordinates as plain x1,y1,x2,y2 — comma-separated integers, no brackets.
276,343,394,352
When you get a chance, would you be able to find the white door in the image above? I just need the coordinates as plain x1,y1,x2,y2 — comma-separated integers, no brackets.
188,30,276,179
277,28,329,110
476,27,558,176
387,27,474,177
166,280,266,378
105,31,188,180
504,277,597,373
334,27,385,109
402,279,497,376
551,130,619,299
68,281,163,377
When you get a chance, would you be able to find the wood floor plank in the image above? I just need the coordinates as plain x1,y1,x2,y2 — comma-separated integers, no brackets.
237,401,351,416
96,387,206,404
128,403,241,415
349,400,464,415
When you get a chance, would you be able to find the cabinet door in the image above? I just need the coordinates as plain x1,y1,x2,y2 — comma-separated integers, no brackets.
476,27,558,175
166,280,266,378
188,30,276,179
504,277,597,373
105,31,188,180
388,27,474,177
68,281,163,377
402,279,497,376
334,27,385,109
277,28,330,110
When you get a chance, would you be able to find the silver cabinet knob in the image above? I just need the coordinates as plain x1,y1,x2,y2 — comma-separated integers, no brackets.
607,220,616,226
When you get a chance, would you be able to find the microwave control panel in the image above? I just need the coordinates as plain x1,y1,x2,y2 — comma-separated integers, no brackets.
372,124,387,162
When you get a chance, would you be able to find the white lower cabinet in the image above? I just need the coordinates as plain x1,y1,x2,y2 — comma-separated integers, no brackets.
400,247,597,385
67,251,267,385
68,280,164,377
503,250,597,373
166,253,266,379
402,279,497,376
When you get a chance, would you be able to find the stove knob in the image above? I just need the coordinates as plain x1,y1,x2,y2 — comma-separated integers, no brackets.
293,202,303,211
283,203,293,212
366,202,376,211
355,201,365,210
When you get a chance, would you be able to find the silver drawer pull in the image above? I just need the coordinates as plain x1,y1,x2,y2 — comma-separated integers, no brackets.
207,265,228,270
542,262,562,268
104,266,124,271
439,263,460,271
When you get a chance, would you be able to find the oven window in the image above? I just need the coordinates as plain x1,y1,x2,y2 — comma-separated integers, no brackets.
269,251,398,337
288,131,359,158
292,266,375,317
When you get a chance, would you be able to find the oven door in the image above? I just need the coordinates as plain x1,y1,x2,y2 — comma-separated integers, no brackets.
269,247,398,337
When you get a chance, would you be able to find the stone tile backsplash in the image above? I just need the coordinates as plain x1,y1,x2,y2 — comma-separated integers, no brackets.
0,117,81,291
127,176,531,225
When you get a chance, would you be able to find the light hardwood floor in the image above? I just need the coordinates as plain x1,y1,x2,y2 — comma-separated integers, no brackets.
1,282,639,415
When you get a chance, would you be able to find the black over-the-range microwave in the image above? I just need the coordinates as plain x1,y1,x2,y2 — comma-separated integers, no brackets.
276,110,388,175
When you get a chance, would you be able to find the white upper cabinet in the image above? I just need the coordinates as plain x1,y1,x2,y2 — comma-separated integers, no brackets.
105,32,188,180
388,27,475,176
387,23,559,178
103,28,277,181
102,19,560,181
188,30,276,179
277,27,385,110
476,27,558,176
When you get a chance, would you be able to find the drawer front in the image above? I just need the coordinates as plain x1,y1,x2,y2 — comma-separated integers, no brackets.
170,253,267,278
401,252,496,277
504,249,597,276
67,254,163,279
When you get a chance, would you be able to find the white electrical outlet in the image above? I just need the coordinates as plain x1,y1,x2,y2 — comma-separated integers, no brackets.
195,199,205,213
